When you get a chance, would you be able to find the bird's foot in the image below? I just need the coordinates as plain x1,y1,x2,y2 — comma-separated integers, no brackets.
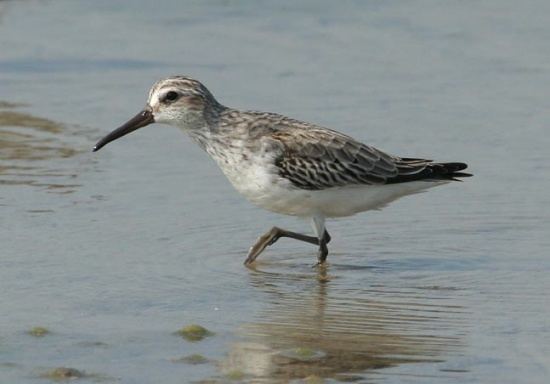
312,260,328,268
244,227,281,265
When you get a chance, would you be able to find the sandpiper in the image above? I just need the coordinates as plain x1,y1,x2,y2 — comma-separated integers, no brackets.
94,76,471,265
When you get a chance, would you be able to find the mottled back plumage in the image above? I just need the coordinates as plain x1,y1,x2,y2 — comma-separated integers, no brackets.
212,110,470,191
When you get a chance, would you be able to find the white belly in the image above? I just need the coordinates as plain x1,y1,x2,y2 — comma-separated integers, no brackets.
217,156,446,218
250,180,447,218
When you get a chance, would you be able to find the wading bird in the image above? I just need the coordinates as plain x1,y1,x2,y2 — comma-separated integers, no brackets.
94,76,470,265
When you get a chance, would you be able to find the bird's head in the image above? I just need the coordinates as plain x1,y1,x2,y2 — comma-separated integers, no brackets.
93,76,223,152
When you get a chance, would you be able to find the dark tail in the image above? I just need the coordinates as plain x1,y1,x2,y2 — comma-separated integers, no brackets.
388,160,472,184
426,162,472,181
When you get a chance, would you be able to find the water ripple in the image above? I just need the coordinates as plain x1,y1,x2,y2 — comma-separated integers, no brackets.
216,262,468,382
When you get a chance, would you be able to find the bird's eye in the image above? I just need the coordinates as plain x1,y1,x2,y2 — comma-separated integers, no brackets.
163,91,179,102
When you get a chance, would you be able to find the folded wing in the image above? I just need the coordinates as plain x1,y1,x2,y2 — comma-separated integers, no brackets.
271,127,470,190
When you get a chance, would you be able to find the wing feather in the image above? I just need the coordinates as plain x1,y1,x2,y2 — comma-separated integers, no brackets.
270,126,429,190
238,112,468,190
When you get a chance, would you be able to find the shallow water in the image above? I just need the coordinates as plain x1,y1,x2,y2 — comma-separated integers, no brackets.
1,0,549,383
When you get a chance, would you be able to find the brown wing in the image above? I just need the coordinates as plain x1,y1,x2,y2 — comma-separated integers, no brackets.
270,126,435,190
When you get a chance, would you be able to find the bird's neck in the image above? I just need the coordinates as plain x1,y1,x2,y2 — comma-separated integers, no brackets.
186,107,253,163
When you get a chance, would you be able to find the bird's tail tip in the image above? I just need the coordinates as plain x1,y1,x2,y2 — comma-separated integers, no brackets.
439,162,472,180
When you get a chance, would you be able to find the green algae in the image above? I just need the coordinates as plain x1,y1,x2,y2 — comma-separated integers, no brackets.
172,353,209,365
295,347,316,358
40,367,84,380
175,324,214,342
225,369,245,381
28,326,50,337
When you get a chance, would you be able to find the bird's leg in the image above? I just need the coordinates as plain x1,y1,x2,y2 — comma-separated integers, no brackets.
317,230,330,265
245,226,319,265
311,215,330,265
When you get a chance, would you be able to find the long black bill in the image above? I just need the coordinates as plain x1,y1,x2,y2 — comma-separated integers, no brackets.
93,109,154,152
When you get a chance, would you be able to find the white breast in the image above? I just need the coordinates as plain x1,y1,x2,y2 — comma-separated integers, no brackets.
210,140,284,208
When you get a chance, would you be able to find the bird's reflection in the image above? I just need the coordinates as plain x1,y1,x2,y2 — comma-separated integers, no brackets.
221,261,466,382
